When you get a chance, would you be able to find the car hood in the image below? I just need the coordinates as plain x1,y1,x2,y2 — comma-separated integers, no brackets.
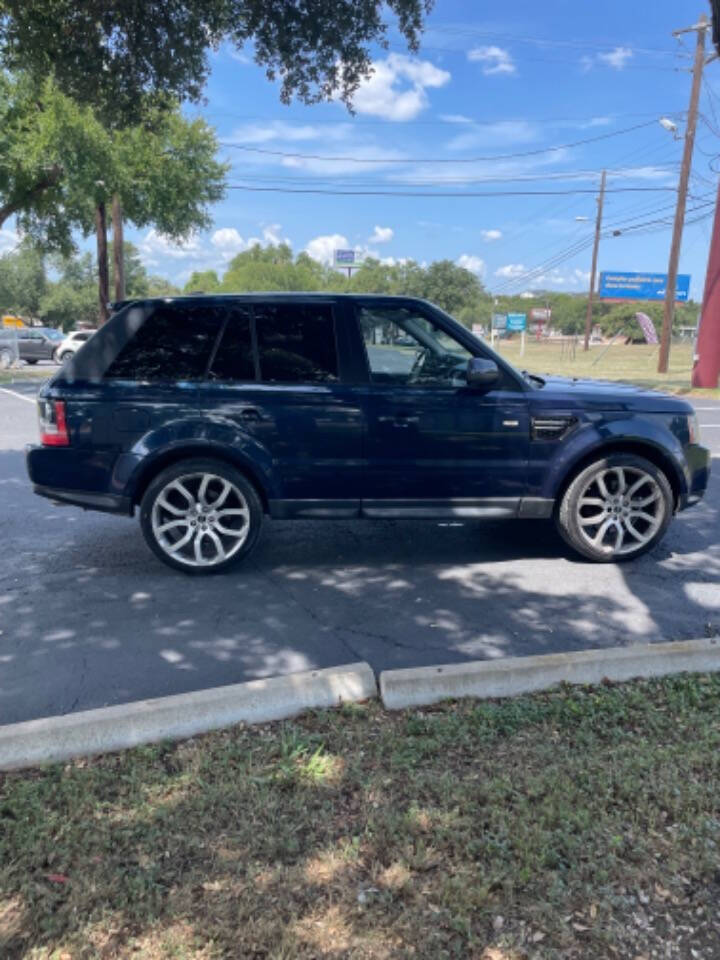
532,375,693,413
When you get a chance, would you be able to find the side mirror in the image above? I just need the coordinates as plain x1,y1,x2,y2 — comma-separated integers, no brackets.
466,357,500,390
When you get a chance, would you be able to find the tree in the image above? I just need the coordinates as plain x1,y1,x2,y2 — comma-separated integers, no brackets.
1,1,433,124
184,270,221,294
109,242,150,298
0,73,227,321
39,253,97,331
0,241,46,316
220,243,329,291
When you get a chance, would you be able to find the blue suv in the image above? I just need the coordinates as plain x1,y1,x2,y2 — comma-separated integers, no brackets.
26,294,710,573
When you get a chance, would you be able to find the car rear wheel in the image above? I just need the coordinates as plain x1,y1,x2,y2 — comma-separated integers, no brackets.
556,453,673,562
139,458,263,574
59,350,74,362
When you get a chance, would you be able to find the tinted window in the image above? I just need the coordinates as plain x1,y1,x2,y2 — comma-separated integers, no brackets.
75,332,91,342
255,303,338,383
104,304,223,381
208,308,255,381
359,306,471,387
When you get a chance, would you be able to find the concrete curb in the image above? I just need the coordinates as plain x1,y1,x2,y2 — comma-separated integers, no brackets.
0,662,377,771
379,638,720,710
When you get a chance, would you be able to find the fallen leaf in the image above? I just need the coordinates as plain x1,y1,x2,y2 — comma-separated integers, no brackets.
46,874,69,885
590,903,598,919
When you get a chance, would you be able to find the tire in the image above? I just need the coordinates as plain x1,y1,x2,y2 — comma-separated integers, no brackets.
139,458,263,574
60,351,74,362
556,453,674,562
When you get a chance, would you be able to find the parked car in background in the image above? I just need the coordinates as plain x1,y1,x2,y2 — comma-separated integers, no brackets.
16,327,63,364
56,329,95,362
27,294,710,573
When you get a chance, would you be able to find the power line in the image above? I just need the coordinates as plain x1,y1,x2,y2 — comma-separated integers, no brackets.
226,183,677,198
220,119,659,165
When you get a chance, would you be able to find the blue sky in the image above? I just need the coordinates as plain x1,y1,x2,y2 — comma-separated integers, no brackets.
10,0,720,301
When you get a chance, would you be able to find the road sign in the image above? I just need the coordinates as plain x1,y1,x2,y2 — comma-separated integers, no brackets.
599,271,691,302
506,313,527,332
491,313,507,329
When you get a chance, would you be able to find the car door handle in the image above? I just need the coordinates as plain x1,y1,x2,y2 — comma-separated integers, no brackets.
239,407,262,422
378,413,420,427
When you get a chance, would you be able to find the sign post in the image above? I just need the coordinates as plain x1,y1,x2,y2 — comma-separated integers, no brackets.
333,249,362,279
506,313,527,357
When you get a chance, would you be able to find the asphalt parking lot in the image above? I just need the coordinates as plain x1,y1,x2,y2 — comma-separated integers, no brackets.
1,379,719,726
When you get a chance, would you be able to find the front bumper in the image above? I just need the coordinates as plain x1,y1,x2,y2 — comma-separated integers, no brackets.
679,443,712,509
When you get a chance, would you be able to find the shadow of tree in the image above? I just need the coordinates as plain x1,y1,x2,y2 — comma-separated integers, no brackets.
1,445,718,727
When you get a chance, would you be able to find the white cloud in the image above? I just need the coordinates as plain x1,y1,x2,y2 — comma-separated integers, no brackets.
211,228,247,258
0,227,20,254
227,121,354,145
446,119,538,152
468,45,516,76
457,254,485,276
481,229,502,242
261,223,289,246
582,47,633,72
598,46,633,70
495,263,527,279
348,54,450,121
138,229,203,267
305,233,349,266
368,225,393,244
439,113,473,124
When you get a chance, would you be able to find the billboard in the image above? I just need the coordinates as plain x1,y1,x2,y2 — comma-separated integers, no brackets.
334,248,358,266
529,307,551,322
506,313,527,332
491,313,507,330
599,271,691,302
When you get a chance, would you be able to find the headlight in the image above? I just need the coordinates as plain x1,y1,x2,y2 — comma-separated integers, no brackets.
688,413,701,444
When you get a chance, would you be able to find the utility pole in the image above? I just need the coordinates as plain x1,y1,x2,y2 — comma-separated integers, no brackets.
583,169,606,351
693,178,720,387
112,195,125,303
658,13,709,373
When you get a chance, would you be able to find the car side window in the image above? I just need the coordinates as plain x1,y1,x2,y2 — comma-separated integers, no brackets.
359,307,472,388
208,308,255,381
254,303,338,384
103,304,224,381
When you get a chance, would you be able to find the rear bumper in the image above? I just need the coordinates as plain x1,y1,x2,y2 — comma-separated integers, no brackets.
679,443,711,509
32,483,132,515
26,445,132,515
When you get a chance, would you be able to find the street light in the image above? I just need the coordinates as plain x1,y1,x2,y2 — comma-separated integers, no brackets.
659,117,681,139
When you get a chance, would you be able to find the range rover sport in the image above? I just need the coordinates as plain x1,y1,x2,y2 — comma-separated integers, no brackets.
26,294,710,573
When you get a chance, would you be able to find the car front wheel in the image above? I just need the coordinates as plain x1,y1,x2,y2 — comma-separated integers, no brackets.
140,458,263,574
556,453,673,562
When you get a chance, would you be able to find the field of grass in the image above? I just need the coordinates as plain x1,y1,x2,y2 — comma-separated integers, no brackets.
493,339,710,394
2,675,720,959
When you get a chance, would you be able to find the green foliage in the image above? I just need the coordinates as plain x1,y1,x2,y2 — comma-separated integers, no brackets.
0,240,46,316
0,73,227,256
146,275,181,298
0,1,433,124
38,252,96,330
220,243,332,292
109,242,150,298
184,270,221,294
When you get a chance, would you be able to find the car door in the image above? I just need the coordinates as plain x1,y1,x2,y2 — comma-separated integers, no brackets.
204,299,365,516
354,301,530,517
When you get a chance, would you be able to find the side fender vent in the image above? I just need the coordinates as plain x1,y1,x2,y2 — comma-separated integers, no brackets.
532,416,577,441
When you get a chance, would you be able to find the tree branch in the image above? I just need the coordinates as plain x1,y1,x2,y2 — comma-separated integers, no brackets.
0,164,63,228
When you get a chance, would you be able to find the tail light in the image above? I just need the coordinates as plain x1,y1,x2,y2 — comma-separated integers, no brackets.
39,399,69,446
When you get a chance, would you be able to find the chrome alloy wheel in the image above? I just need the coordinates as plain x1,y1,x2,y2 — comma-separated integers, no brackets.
150,471,250,568
575,464,665,557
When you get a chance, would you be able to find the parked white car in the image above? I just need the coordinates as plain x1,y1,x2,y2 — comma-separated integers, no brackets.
55,329,95,362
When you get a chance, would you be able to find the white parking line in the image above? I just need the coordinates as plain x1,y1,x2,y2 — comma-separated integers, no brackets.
0,387,36,405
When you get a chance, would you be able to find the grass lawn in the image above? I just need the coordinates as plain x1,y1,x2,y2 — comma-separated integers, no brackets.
494,340,720,397
2,674,720,958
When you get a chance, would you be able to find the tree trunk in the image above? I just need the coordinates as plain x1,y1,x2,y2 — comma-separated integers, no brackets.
111,194,125,302
96,202,110,325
